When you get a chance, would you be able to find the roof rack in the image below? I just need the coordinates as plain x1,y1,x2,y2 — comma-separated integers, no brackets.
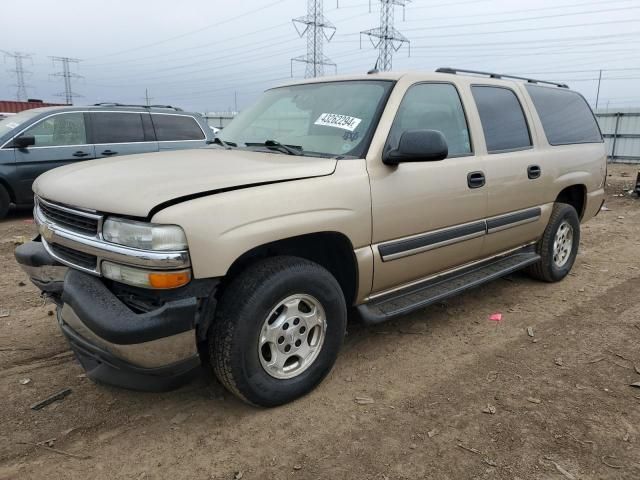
435,67,569,89
92,102,183,111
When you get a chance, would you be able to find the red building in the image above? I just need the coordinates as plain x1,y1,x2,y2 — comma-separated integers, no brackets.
0,99,68,115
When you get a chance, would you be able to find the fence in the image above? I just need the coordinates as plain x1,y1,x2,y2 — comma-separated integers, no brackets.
595,109,640,163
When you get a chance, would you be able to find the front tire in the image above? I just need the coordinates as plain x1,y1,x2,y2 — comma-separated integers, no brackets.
527,203,580,282
209,256,347,407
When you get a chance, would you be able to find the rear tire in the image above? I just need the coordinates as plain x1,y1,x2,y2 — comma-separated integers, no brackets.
209,256,347,407
0,185,10,220
527,203,580,282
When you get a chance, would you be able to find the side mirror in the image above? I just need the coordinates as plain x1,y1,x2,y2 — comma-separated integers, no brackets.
383,129,448,165
13,136,35,149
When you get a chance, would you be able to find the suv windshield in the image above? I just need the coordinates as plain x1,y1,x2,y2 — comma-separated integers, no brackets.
219,80,393,158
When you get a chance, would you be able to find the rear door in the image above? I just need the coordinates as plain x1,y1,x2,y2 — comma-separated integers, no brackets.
471,84,549,258
151,113,207,151
89,111,158,158
13,112,95,203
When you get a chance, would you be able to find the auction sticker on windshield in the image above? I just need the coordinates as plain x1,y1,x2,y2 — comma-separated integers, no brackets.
314,113,362,132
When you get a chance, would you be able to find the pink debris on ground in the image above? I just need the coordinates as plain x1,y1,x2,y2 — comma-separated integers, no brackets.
489,313,503,322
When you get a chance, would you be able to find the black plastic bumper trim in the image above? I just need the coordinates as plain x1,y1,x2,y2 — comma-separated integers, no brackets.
14,237,61,267
61,269,198,345
60,319,200,392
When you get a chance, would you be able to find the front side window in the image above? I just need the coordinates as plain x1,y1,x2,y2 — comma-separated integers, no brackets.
219,80,394,158
525,85,602,145
387,83,472,157
151,115,205,141
472,86,532,153
91,113,146,144
21,112,87,147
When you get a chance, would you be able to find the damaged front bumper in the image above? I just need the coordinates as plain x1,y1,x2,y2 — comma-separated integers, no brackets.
15,239,217,392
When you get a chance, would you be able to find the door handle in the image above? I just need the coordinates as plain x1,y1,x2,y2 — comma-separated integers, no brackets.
72,151,89,158
527,165,541,179
467,171,485,189
101,150,118,156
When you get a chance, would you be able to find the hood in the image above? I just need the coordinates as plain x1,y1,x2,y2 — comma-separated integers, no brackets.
34,148,337,217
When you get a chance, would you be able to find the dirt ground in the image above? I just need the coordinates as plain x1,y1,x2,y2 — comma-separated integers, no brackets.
1,164,639,480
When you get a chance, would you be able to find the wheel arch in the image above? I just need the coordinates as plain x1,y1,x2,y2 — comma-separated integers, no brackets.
555,184,587,219
223,231,359,307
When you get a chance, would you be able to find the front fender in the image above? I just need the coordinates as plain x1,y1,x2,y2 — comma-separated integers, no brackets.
151,160,371,279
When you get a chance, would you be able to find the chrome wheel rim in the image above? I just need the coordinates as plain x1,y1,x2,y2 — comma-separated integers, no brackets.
258,294,326,380
553,220,574,268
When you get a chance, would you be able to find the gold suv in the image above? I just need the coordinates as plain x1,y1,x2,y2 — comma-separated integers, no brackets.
16,68,606,406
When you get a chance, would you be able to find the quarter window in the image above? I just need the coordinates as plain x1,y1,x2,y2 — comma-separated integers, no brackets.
388,83,472,156
151,115,205,141
91,113,146,143
525,85,602,145
471,86,532,153
21,113,87,147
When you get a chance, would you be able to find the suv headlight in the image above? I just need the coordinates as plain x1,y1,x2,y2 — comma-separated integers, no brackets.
102,217,188,251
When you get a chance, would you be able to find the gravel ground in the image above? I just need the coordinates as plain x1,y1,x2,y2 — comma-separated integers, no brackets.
0,164,639,480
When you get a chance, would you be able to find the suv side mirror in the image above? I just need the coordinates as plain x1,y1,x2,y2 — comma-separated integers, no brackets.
13,136,35,149
383,129,448,165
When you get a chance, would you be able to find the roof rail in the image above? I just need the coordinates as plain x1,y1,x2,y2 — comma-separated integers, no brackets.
436,67,569,89
92,102,184,111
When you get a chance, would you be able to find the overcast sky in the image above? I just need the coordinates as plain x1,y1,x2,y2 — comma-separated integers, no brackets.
2,0,639,112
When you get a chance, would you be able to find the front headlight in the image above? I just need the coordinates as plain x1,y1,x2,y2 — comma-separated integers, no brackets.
102,217,187,251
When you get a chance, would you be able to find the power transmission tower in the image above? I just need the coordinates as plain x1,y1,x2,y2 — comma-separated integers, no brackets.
144,88,153,106
50,56,83,105
4,51,32,101
361,0,411,71
291,0,337,78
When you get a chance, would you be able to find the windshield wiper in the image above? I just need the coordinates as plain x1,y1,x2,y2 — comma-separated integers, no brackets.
245,139,305,156
207,137,236,148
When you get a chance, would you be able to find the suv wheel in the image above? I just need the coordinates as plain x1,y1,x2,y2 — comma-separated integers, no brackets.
0,185,10,220
209,256,347,406
527,203,580,282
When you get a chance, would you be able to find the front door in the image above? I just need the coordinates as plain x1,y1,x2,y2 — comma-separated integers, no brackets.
13,112,95,204
368,82,487,294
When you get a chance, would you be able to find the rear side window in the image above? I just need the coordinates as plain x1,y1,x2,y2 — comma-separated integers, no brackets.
471,86,532,153
91,113,146,143
525,85,602,145
151,115,205,141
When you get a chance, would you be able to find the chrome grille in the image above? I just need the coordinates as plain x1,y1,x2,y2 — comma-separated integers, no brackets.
38,198,100,236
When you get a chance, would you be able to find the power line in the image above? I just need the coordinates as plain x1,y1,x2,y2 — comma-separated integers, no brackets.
85,0,290,61
361,0,411,71
4,51,32,101
291,0,337,77
50,57,83,105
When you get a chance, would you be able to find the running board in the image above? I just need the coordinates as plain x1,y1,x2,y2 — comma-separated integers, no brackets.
357,247,540,325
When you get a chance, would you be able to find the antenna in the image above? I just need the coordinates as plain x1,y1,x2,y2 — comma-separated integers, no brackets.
291,0,337,78
50,56,83,105
361,0,411,71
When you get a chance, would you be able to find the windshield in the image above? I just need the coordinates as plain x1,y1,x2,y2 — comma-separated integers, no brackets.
0,109,49,136
219,80,393,158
